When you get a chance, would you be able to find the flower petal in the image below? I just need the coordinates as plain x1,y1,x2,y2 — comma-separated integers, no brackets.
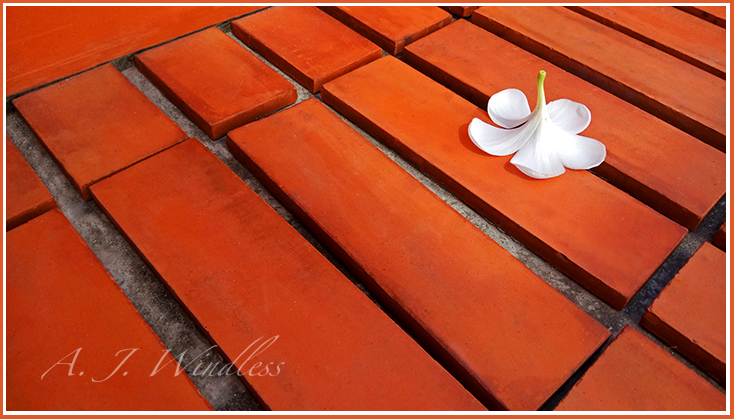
468,118,534,156
547,99,591,134
509,119,566,179
557,133,607,170
487,88,532,128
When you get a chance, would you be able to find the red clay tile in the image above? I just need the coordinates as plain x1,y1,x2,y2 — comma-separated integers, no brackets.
319,6,452,55
134,28,297,139
7,209,211,411
322,56,687,310
440,6,479,17
713,222,726,251
641,242,726,383
227,98,610,411
6,137,56,230
570,6,725,78
403,20,724,231
676,5,727,28
6,6,264,96
12,64,187,201
555,326,725,411
90,139,483,411
231,7,381,93
472,7,726,152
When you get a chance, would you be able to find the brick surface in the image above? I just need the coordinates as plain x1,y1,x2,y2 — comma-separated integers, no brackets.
7,209,211,411
641,242,726,383
13,64,187,200
231,7,381,93
90,139,483,411
440,6,479,17
403,20,724,231
322,56,687,310
6,137,56,230
677,5,727,28
227,98,610,411
713,222,726,251
134,28,297,139
472,6,726,152
556,327,725,411
571,6,725,78
319,6,452,54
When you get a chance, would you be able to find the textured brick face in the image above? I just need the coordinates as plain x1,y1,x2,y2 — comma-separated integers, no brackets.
6,137,56,230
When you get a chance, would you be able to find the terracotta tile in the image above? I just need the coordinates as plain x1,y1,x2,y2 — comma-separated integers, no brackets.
231,7,381,93
322,56,687,310
676,5,727,28
134,28,297,139
319,6,452,54
713,222,726,251
6,137,56,230
440,6,479,17
556,327,725,411
403,20,724,231
89,139,483,411
472,6,726,152
227,98,610,411
7,209,211,411
570,6,725,78
6,6,264,96
641,242,726,383
12,64,188,201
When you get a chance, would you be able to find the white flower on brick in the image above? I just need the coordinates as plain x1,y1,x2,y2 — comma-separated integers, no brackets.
468,70,606,179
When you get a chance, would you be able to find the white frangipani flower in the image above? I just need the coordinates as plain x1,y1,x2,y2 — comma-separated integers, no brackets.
468,70,606,179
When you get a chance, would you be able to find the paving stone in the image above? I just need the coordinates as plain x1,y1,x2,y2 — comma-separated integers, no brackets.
472,6,726,152
12,64,188,201
641,242,726,383
319,6,452,54
322,56,687,310
231,7,382,93
403,20,724,231
570,6,725,78
440,6,479,17
6,209,211,411
134,28,297,139
6,136,56,230
676,5,726,28
90,139,484,411
555,326,725,411
713,222,726,251
227,98,610,411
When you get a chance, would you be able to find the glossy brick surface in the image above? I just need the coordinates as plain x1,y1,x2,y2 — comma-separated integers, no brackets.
6,137,56,230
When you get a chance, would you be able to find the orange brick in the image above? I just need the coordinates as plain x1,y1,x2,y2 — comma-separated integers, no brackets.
322,56,687,310
134,28,296,139
440,6,479,17
231,7,381,93
319,6,452,54
641,242,726,383
7,209,211,411
676,5,726,28
6,137,56,230
227,98,610,410
713,222,726,251
403,20,724,231
90,139,483,411
13,64,187,201
570,6,725,78
472,6,726,152
556,327,725,411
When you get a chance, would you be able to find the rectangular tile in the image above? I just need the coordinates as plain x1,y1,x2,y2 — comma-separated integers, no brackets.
440,6,479,17
472,6,726,152
13,64,188,200
403,20,724,231
7,209,211,411
322,56,687,310
231,7,381,93
319,6,452,54
555,327,725,411
6,136,56,230
676,5,726,28
227,98,610,411
570,6,725,78
713,222,726,251
641,242,726,383
90,139,483,411
134,28,297,139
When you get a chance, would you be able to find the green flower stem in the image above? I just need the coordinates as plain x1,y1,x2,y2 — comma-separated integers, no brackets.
536,70,548,119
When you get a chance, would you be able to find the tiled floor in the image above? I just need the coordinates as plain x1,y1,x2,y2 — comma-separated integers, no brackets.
5,5,728,411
